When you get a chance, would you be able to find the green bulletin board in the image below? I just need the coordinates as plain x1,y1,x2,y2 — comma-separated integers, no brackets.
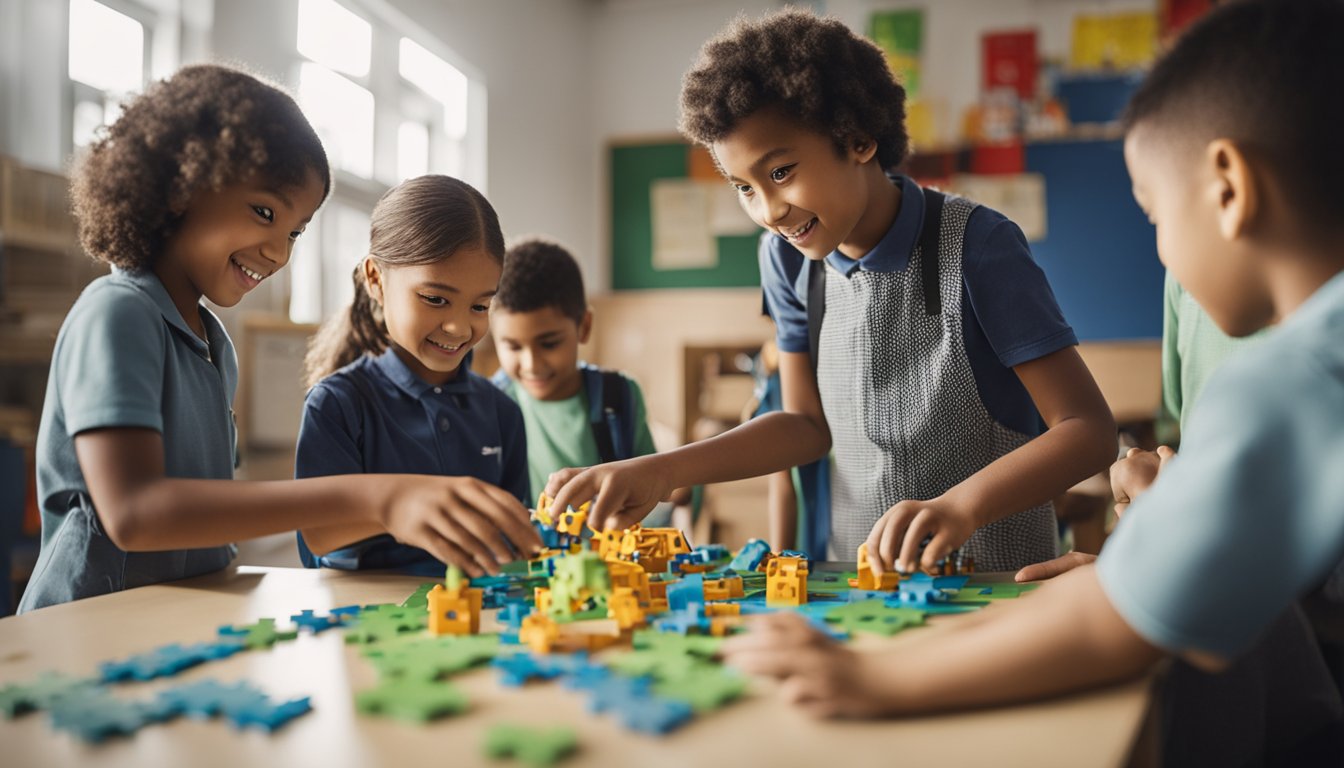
609,141,763,290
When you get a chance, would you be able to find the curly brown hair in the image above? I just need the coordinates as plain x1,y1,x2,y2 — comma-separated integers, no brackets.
71,63,330,269
678,7,909,170
495,238,587,325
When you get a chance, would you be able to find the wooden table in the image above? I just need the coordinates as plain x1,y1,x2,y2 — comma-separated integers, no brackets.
0,566,1153,768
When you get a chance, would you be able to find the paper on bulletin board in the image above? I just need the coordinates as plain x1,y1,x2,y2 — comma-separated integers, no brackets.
651,179,717,270
949,173,1048,241
868,9,924,98
1070,12,1157,70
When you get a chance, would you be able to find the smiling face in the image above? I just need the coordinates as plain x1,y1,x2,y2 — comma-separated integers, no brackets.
157,169,324,329
365,245,502,386
712,107,889,261
491,305,591,401
1124,124,1274,337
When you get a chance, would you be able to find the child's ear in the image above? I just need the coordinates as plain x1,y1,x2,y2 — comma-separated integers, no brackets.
850,136,879,165
577,307,594,344
361,257,384,305
1208,139,1257,241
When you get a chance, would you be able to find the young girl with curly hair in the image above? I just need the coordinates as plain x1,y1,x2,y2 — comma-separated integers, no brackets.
20,65,537,611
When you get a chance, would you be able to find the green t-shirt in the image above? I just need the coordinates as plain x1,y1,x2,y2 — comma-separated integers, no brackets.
498,370,657,501
1162,271,1273,435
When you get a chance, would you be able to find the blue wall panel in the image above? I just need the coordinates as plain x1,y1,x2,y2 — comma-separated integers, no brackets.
1025,138,1163,340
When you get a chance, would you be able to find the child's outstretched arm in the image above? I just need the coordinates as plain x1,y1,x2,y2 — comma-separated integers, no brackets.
75,427,540,577
550,350,830,530
721,564,1163,717
867,346,1116,574
1014,445,1176,582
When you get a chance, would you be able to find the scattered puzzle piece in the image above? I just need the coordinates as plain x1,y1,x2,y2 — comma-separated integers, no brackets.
47,688,175,743
100,640,245,682
154,678,312,732
0,672,99,718
355,678,467,722
290,610,348,634
362,634,499,681
484,723,579,766
823,600,925,636
344,604,429,645
218,618,299,649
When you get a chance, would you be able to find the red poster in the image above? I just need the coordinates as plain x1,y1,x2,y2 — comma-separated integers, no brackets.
982,30,1038,101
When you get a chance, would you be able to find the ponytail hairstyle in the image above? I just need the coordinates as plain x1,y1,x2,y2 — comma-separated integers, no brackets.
304,175,504,388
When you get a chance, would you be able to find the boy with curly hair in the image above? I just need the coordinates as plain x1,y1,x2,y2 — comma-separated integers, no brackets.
721,1,1344,760
20,64,537,611
551,9,1115,575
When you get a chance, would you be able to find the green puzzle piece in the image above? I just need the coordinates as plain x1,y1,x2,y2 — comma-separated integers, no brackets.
947,583,1039,603
400,583,437,611
0,672,99,718
356,678,467,722
631,630,723,658
345,604,428,645
824,600,925,636
653,666,747,712
362,634,500,681
219,618,299,649
484,723,578,766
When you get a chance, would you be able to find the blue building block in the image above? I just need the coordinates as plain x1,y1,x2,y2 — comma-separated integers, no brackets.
665,573,705,612
727,538,770,572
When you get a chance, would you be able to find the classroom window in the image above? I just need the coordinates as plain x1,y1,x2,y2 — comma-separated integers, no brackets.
397,121,430,182
297,0,371,78
398,37,468,139
68,0,146,148
298,62,375,179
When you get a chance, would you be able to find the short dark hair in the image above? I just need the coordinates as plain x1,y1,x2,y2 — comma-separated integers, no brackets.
495,238,587,324
71,63,330,270
679,8,909,170
1123,0,1344,227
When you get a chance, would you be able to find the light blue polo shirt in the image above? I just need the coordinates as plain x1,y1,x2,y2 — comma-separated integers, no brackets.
1098,269,1344,659
295,347,529,574
19,269,238,612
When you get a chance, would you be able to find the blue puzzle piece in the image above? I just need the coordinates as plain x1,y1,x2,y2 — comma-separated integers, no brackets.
155,679,312,732
585,675,693,735
99,640,245,682
290,610,348,634
47,689,174,743
498,600,532,629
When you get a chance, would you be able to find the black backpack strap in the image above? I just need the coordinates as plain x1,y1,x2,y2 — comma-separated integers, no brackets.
806,258,826,375
920,189,945,316
587,368,629,464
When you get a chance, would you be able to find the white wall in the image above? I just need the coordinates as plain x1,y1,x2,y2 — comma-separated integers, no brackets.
385,0,599,290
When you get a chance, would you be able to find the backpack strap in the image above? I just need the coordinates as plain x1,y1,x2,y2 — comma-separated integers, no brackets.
806,258,826,375
920,188,946,316
585,366,634,464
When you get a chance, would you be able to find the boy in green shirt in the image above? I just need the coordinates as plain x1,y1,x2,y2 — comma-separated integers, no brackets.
489,238,661,507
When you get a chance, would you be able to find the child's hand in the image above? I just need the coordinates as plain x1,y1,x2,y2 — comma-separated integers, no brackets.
548,457,671,532
720,612,899,718
378,476,541,577
865,496,977,575
1110,446,1176,518
1014,551,1097,582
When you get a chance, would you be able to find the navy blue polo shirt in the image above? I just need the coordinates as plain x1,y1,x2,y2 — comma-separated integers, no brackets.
760,175,1077,437
295,347,529,573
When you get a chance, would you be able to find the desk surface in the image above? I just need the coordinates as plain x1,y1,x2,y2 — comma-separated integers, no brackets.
0,566,1151,768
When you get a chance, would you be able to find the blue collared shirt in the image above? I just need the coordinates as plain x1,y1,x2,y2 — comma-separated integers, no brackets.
295,348,529,573
20,268,237,612
760,175,1077,436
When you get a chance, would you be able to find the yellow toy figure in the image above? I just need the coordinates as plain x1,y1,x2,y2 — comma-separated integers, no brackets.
766,555,809,606
849,544,901,591
427,565,483,636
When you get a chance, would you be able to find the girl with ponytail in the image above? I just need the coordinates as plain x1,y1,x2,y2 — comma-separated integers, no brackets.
295,175,535,576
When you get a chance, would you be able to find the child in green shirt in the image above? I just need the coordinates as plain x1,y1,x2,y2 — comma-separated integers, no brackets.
489,238,662,507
